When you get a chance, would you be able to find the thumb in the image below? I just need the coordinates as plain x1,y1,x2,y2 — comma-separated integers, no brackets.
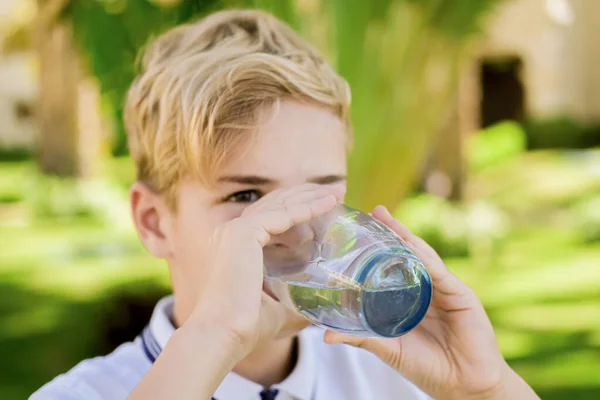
324,330,361,345
324,330,401,367
323,330,381,352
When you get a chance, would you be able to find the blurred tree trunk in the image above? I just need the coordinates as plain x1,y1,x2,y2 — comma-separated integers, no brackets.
424,58,479,200
329,0,503,211
36,0,83,177
424,102,463,200
77,77,105,177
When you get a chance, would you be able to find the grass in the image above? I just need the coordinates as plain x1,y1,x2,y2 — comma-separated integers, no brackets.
1,151,600,399
447,242,600,398
0,220,170,399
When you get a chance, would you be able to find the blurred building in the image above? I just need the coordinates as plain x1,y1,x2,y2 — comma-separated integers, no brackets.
421,0,600,200
0,0,38,151
469,0,600,131
0,0,104,177
0,53,37,150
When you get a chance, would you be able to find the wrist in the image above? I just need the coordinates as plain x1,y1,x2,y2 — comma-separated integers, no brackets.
458,362,539,400
182,312,250,363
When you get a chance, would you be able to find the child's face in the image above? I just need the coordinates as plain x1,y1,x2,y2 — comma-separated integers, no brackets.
138,100,348,334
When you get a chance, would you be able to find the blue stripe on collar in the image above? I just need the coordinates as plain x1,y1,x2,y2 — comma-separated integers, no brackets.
143,326,161,358
139,325,283,400
141,327,160,361
140,332,156,363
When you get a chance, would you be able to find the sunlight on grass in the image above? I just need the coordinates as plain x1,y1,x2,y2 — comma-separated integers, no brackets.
494,328,536,359
0,162,35,200
468,121,526,172
480,252,600,307
589,330,600,347
495,302,600,331
4,248,168,301
0,303,64,340
513,349,600,387
1,150,600,399
467,150,600,211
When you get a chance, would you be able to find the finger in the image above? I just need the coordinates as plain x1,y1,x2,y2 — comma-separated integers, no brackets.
245,195,338,246
323,330,397,364
372,205,413,239
245,187,340,221
278,183,346,203
372,206,478,308
372,205,448,282
279,183,346,205
244,183,345,216
242,184,323,215
246,184,344,221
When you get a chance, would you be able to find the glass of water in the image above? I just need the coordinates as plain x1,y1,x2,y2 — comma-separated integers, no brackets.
263,204,432,338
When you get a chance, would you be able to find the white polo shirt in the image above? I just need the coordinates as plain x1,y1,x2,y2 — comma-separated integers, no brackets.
31,296,431,400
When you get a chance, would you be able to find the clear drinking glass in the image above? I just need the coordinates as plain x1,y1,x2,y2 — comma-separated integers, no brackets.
263,204,432,338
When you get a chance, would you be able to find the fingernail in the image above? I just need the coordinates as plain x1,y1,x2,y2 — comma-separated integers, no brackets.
374,205,386,213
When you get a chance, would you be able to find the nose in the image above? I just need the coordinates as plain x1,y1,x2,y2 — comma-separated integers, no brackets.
264,222,319,277
269,222,316,250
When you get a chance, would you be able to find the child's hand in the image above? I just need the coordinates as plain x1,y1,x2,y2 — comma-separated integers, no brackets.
324,206,539,400
188,183,346,360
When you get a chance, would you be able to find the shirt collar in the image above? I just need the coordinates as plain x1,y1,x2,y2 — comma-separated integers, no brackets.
148,295,317,400
148,295,176,350
271,328,316,400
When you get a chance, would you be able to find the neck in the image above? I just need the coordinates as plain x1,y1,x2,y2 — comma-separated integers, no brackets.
171,286,298,388
233,335,298,388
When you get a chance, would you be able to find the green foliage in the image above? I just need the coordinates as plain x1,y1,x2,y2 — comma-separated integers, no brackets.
70,0,505,205
394,193,511,258
0,160,130,226
70,0,205,155
468,120,527,172
404,0,503,39
27,175,131,227
524,116,600,149
0,193,21,204
251,0,298,29
394,194,469,257
0,148,33,162
70,0,296,155
0,163,33,205
328,0,505,210
572,195,600,244
28,176,97,221
2,150,600,398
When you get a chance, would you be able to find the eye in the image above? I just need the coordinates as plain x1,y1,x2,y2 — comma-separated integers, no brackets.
223,189,262,203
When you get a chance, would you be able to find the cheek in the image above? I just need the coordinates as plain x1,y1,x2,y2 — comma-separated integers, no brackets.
171,205,245,263
220,203,250,220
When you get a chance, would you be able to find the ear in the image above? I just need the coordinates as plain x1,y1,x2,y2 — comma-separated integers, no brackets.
130,182,172,259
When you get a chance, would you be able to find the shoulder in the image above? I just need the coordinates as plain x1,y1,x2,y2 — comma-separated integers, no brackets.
301,327,431,399
30,340,151,400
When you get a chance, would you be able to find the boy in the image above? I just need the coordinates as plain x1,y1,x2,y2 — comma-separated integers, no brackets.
32,9,539,400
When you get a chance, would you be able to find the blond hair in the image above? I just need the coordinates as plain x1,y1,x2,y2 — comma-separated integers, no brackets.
124,9,351,207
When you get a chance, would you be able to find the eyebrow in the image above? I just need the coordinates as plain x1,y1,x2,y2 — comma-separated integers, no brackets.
218,174,347,185
309,174,347,185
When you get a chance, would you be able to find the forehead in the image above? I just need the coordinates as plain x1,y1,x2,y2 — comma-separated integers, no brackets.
220,100,348,183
